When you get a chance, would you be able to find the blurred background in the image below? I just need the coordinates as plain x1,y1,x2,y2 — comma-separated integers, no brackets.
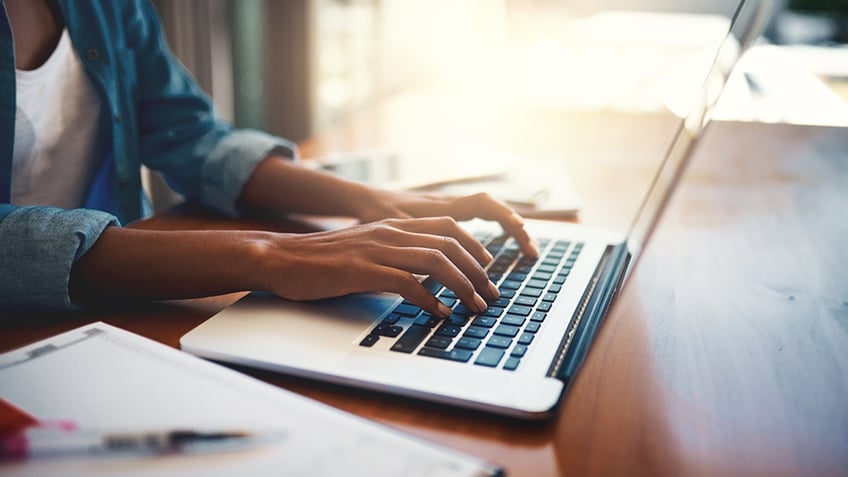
150,0,847,141
145,0,847,214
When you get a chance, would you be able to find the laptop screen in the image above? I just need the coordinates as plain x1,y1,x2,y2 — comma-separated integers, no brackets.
622,0,770,270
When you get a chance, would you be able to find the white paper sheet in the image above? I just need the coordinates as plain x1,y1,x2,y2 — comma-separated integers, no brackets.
0,323,500,477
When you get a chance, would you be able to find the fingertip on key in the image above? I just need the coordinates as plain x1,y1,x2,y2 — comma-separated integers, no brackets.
474,294,488,313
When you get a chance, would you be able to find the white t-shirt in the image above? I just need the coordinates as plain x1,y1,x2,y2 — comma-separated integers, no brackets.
11,28,102,209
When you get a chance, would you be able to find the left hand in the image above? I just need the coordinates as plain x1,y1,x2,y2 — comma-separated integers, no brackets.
358,189,539,258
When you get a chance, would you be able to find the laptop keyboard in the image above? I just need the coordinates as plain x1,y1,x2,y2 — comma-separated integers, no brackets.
359,232,583,372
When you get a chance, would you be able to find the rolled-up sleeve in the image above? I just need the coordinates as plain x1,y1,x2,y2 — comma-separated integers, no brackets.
0,205,118,312
125,0,298,218
197,130,298,217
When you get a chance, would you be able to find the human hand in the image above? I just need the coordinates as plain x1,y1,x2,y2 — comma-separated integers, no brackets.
357,189,539,258
255,217,501,317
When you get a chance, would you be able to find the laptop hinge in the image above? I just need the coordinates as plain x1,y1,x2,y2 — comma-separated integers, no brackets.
546,243,629,383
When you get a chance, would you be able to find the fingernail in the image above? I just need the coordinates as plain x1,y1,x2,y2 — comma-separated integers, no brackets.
474,294,488,313
487,281,500,299
437,302,452,318
511,211,525,225
483,249,494,263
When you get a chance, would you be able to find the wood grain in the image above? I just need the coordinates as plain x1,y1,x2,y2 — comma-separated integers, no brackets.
1,120,845,476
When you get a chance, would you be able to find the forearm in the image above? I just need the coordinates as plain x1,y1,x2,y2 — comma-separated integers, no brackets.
239,155,379,219
69,227,271,303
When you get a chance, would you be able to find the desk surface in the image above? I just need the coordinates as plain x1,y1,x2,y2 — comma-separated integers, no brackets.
1,119,846,477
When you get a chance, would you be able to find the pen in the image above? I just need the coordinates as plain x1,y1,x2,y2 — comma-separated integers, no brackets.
0,421,261,460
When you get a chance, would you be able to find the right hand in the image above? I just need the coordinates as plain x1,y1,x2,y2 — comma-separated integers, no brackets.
254,216,500,318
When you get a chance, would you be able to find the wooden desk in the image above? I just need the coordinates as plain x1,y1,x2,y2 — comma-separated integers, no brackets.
1,120,846,477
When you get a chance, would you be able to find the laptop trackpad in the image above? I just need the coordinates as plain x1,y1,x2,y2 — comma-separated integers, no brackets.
181,291,396,361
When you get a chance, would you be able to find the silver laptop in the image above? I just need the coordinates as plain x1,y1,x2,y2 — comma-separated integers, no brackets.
181,0,767,419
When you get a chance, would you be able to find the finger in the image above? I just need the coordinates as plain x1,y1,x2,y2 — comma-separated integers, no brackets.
395,232,497,300
385,216,494,265
365,265,453,318
377,246,492,312
366,222,497,299
450,193,539,257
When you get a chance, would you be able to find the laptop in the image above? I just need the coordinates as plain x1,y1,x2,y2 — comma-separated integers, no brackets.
181,0,768,419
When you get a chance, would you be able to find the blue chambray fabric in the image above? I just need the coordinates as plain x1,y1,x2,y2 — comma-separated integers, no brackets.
0,0,297,312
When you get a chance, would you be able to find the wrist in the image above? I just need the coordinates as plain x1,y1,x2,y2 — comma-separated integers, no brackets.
349,186,402,222
236,231,284,291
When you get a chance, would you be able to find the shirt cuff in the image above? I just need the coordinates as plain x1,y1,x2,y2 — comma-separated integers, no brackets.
200,129,299,217
0,206,119,313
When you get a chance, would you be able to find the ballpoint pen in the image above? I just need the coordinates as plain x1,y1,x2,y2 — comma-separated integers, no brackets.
0,421,268,461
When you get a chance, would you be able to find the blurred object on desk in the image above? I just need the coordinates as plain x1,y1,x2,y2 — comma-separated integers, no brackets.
421,165,581,220
713,44,848,126
308,149,581,220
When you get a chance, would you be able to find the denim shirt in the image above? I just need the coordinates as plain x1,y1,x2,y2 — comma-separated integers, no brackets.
0,0,297,312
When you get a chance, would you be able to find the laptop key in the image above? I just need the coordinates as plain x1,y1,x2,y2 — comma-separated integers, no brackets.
501,314,526,326
499,289,516,299
390,325,431,353
482,306,505,318
471,316,497,328
531,271,552,281
488,264,508,274
537,302,552,312
517,332,534,345
553,275,567,284
493,324,520,337
530,311,547,322
440,288,457,299
503,357,521,371
512,264,533,274
422,277,443,294
500,280,522,290
508,305,532,316
548,283,562,293
487,336,513,349
542,293,558,302
526,279,548,290
510,344,528,357
515,296,537,307
359,335,379,347
425,336,452,349
372,324,403,337
419,347,473,363
524,321,541,333
435,324,462,338
520,288,543,298
464,326,490,339
517,256,538,265
414,314,441,328
453,304,473,316
381,313,401,325
474,347,505,367
448,314,469,326
490,297,511,307
506,272,527,282
455,337,482,350
394,303,422,317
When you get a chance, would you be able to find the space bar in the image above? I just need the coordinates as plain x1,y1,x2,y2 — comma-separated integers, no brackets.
390,325,431,353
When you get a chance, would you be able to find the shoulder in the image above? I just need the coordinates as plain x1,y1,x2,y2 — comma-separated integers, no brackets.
58,0,162,37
